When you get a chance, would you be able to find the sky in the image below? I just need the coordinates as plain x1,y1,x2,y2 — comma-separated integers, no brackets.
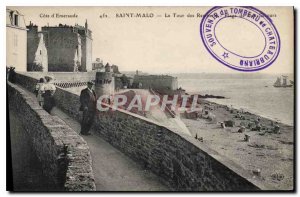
9,6,294,74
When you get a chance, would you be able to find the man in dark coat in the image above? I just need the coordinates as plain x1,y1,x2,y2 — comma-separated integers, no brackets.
79,81,97,135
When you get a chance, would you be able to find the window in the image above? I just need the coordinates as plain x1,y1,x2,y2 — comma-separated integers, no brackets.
40,50,42,55
14,14,18,26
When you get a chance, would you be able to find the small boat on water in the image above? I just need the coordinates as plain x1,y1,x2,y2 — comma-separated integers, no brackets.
273,75,293,88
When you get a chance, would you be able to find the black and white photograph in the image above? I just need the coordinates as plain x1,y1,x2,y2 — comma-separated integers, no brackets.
5,5,295,192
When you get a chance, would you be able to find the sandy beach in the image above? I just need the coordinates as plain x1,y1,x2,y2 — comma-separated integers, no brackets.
181,99,294,190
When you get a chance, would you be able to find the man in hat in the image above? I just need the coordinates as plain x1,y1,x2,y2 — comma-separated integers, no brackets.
43,76,56,113
79,81,97,135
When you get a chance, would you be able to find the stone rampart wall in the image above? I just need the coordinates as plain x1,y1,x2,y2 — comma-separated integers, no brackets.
53,86,270,191
13,72,271,191
8,82,96,191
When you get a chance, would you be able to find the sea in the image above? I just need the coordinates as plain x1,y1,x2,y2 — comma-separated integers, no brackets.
174,73,294,126
67,72,294,126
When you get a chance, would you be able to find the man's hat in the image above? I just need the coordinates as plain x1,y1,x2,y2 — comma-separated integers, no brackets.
87,80,95,85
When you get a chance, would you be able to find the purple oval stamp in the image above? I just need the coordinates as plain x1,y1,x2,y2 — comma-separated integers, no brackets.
200,6,280,72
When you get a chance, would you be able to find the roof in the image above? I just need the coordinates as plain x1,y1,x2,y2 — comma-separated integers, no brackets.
6,8,24,16
6,8,27,29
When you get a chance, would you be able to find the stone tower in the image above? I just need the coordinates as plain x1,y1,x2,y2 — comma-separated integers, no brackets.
26,21,92,72
95,71,114,99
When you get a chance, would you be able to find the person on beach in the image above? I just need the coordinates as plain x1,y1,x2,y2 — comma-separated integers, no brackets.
43,76,56,113
79,81,97,136
35,78,46,106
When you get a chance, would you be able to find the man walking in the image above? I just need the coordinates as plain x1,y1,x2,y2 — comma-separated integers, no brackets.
79,81,97,135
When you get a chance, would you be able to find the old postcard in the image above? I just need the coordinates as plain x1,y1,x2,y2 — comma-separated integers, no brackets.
6,6,294,191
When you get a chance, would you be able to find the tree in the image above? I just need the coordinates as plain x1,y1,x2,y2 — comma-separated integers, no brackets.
120,74,130,87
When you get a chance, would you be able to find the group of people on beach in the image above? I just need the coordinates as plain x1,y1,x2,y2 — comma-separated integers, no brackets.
35,76,56,113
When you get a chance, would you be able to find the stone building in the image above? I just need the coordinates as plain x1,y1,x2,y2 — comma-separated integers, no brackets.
133,74,178,91
6,9,27,71
92,58,104,71
92,59,121,75
27,20,92,72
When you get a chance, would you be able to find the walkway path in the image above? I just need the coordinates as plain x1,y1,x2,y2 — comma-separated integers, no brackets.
51,107,170,191
16,84,171,191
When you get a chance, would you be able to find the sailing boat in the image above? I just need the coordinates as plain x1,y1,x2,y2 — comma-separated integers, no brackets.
273,75,293,88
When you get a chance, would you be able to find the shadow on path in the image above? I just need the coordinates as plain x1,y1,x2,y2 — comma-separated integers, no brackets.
51,107,171,191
